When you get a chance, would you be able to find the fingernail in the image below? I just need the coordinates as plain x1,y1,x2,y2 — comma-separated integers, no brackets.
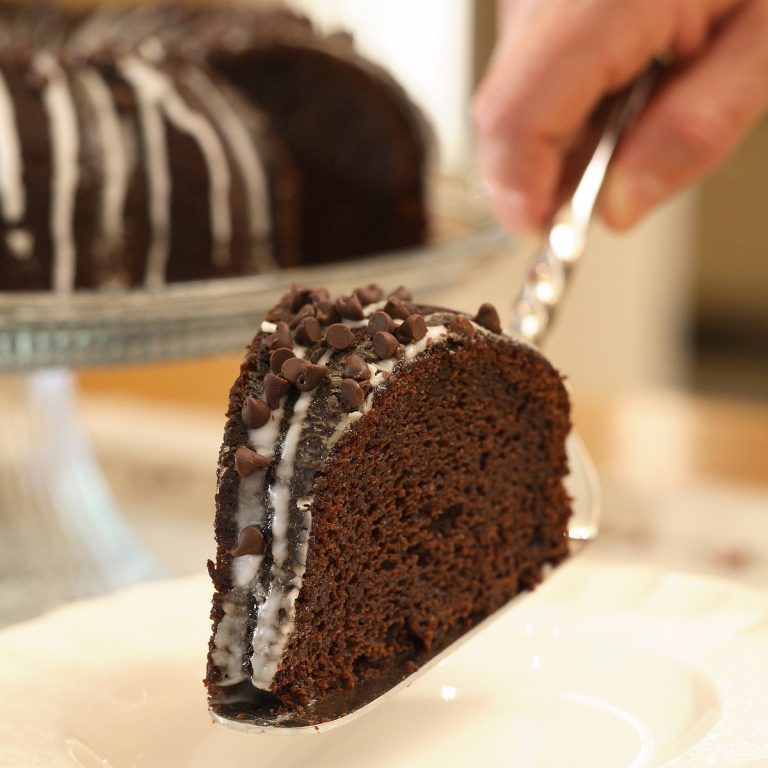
487,183,540,233
602,170,667,229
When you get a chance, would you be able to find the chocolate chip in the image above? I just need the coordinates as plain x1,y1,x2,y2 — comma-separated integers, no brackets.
384,295,410,320
307,287,330,305
264,373,290,409
373,331,400,359
241,396,271,429
342,353,372,381
288,284,310,312
368,310,394,337
290,303,316,329
231,526,265,557
295,316,321,346
473,303,502,334
395,314,427,344
316,299,341,325
296,363,328,392
281,357,306,383
234,446,270,478
335,293,365,321
325,323,354,350
340,378,365,409
354,283,383,306
389,285,413,302
267,321,293,350
449,315,476,338
270,347,295,374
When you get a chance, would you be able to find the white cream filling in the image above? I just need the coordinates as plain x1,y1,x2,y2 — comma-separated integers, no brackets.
248,348,332,690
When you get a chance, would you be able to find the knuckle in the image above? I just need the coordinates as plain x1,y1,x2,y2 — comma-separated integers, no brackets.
665,107,736,169
471,85,523,141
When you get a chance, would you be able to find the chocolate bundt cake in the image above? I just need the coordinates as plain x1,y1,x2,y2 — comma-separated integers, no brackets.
206,284,573,725
0,47,295,291
0,3,429,292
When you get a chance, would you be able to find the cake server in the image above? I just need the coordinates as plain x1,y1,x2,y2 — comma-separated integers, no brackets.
509,67,659,345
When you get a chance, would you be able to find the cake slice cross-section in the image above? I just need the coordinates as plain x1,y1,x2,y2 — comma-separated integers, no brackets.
206,284,572,725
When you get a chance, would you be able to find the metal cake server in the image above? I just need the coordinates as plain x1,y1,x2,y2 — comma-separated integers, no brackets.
510,67,659,345
212,70,656,735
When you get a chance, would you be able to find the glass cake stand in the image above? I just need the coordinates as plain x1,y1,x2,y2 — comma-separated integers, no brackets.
0,181,513,626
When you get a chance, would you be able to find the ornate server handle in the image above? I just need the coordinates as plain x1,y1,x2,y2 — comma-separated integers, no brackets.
510,67,659,345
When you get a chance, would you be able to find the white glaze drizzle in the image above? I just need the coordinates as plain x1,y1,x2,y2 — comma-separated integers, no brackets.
118,57,170,288
159,69,232,268
35,53,80,293
119,55,233,282
182,67,275,272
75,67,129,252
0,66,30,259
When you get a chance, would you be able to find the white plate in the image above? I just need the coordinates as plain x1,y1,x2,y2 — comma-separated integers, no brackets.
1,560,767,768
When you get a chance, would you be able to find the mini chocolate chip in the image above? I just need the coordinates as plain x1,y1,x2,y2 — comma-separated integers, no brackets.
267,321,293,350
368,310,394,336
270,347,295,374
335,293,365,321
474,303,502,334
290,303,316,329
342,353,372,381
296,363,328,392
373,331,400,359
340,378,365,409
231,526,265,557
265,307,283,323
264,373,290,409
316,299,341,325
449,315,476,338
354,283,383,306
390,285,412,302
395,314,427,344
281,356,306,383
307,287,330,304
295,316,321,345
325,323,354,350
234,446,270,477
288,285,310,312
384,295,410,320
241,396,271,429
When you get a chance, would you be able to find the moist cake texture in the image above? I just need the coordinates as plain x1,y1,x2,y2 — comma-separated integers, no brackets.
206,284,572,724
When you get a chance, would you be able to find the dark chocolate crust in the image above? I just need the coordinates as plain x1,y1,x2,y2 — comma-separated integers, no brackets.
208,30,429,265
206,286,572,724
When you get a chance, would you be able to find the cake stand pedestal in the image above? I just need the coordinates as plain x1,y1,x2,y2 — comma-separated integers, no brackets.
0,181,507,626
0,370,159,626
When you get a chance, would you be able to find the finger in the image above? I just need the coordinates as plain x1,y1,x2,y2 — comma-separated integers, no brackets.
473,0,747,232
600,0,768,229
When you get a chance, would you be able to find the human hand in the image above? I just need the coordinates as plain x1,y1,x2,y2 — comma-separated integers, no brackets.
473,0,768,232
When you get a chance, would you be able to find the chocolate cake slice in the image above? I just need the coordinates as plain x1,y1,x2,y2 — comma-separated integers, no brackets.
206,284,572,726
